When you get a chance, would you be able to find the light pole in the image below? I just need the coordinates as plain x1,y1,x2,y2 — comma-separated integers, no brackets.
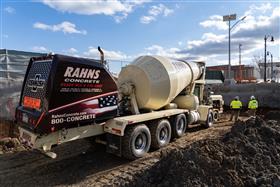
264,35,274,82
239,44,242,80
267,51,273,80
223,14,246,79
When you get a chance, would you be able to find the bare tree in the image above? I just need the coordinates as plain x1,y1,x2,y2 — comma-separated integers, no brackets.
252,54,263,73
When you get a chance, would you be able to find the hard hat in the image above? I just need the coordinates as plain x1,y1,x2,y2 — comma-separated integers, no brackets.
250,95,255,100
235,96,239,100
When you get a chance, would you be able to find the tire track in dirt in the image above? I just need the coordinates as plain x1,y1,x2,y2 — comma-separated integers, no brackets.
0,119,234,187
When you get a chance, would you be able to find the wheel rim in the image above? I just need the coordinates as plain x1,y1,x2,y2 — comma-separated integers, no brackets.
208,113,213,126
134,133,147,155
214,112,218,121
177,118,185,135
159,126,169,144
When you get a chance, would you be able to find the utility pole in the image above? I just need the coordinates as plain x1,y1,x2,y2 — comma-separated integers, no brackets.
223,14,246,79
239,44,242,80
271,53,273,80
267,51,273,80
264,35,274,82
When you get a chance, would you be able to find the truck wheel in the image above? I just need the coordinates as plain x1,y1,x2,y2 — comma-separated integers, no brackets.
205,111,214,128
150,119,171,149
213,110,219,122
122,124,151,160
172,114,187,138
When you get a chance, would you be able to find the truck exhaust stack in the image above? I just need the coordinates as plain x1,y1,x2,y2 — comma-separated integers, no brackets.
98,46,105,65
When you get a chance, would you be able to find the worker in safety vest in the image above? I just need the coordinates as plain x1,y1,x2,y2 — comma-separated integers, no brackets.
248,96,258,117
230,96,242,121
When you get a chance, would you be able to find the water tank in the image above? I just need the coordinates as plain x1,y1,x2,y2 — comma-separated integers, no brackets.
118,55,203,110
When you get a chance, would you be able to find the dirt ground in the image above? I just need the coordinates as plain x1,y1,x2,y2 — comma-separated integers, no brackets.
0,112,279,187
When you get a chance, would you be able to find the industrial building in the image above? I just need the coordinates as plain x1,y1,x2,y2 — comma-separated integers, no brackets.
206,65,256,82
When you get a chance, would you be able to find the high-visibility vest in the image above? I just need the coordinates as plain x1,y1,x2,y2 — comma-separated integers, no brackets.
230,100,242,109
248,99,258,109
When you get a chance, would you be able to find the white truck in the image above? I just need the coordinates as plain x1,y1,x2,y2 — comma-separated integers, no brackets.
16,50,216,159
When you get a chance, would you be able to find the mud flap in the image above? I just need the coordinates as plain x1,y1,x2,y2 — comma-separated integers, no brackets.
106,134,122,157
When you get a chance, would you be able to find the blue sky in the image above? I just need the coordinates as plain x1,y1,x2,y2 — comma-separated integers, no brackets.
1,0,280,73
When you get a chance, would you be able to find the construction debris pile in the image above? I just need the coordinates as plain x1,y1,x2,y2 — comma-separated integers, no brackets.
134,116,280,186
0,137,25,154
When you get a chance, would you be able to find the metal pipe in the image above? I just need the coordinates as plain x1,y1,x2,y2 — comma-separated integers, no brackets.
97,46,104,65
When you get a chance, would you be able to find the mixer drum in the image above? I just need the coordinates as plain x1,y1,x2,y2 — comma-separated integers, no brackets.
118,55,202,110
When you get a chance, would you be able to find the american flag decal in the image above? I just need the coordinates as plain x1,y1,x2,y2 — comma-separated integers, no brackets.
99,95,117,108
83,94,118,115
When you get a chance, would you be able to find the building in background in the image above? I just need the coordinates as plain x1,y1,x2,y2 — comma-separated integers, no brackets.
257,62,280,82
205,70,225,84
207,65,256,83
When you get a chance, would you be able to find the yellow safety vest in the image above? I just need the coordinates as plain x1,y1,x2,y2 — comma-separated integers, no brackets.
248,99,258,109
230,100,242,109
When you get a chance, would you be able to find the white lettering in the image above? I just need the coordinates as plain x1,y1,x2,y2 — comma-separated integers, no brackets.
64,67,101,79
86,69,95,79
94,70,100,79
72,68,80,78
64,67,74,77
80,68,89,78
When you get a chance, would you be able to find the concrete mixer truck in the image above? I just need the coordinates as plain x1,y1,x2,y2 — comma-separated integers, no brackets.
15,50,217,159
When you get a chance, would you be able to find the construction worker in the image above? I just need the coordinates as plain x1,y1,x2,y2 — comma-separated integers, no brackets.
230,96,242,121
248,96,258,117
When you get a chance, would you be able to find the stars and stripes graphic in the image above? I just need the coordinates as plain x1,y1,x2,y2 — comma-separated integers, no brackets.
99,94,117,107
82,94,118,115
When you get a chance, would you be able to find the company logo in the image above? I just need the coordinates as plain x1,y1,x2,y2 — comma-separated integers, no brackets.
64,67,100,79
28,74,45,92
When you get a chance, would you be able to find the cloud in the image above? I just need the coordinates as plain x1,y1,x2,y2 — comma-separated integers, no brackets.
84,47,128,60
41,0,150,23
177,3,279,65
140,4,174,24
32,46,49,52
140,16,156,24
64,48,78,54
33,21,87,35
141,45,188,59
200,15,227,30
245,3,272,16
178,41,183,46
199,3,274,32
4,6,15,14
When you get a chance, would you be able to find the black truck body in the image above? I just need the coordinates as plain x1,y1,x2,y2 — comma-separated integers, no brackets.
16,54,118,134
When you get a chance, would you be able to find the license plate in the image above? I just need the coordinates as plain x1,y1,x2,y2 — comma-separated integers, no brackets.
22,113,28,123
22,132,31,143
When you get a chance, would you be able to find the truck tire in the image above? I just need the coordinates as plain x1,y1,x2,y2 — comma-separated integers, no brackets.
213,110,219,122
150,119,171,149
122,124,151,160
205,110,214,128
172,114,187,138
